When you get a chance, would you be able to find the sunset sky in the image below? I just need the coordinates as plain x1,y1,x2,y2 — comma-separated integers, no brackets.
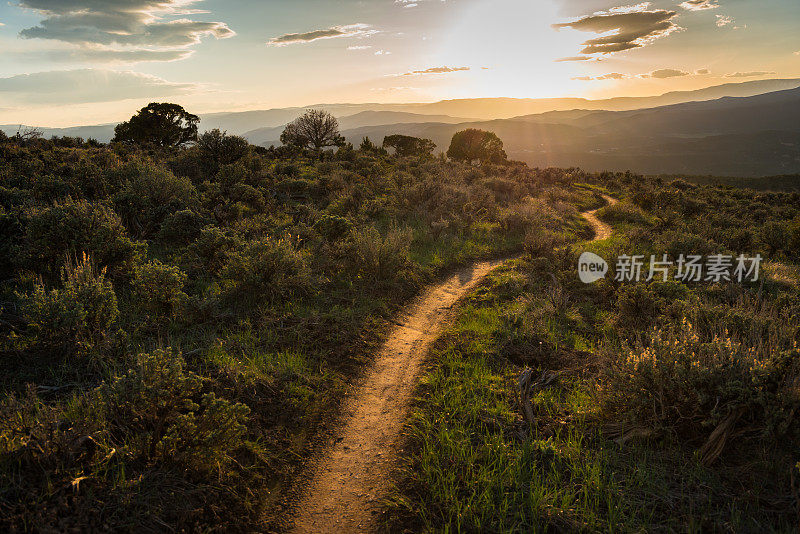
0,0,798,126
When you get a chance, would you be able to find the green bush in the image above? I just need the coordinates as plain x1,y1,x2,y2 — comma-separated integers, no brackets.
600,319,800,443
597,201,652,226
614,283,662,331
98,348,249,471
18,199,143,281
221,237,312,302
346,226,414,283
197,129,249,167
183,227,242,276
156,209,210,246
131,260,188,321
759,220,790,256
21,254,119,358
313,213,352,241
113,162,197,238
523,227,567,258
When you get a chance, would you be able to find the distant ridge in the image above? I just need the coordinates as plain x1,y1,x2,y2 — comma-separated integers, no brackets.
3,78,798,143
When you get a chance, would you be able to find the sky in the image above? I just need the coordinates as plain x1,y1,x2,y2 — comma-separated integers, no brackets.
0,0,798,126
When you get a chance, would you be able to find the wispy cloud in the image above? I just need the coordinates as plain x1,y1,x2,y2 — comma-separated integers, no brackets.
394,0,443,7
347,45,372,50
400,66,470,76
641,68,690,78
575,67,702,81
724,71,776,78
554,3,681,56
716,14,733,27
679,0,719,11
555,56,594,62
268,24,377,46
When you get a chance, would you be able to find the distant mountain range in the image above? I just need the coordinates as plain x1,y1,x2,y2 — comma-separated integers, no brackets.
3,78,800,177
331,87,800,177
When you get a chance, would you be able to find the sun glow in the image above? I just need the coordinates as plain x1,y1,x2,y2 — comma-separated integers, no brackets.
435,0,590,98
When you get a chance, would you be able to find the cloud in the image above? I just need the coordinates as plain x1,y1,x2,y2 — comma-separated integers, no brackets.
554,3,681,55
374,49,391,55
394,0,441,7
555,56,594,62
724,71,776,78
267,24,377,46
679,0,719,11
716,14,733,27
46,47,193,63
401,66,470,76
17,0,233,62
642,68,690,78
597,72,628,80
0,69,196,104
576,67,702,81
795,51,800,56
695,68,710,74
347,45,372,50
574,72,629,80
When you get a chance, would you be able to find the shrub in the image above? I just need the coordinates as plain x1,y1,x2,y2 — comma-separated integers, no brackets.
113,162,197,238
156,209,210,246
132,260,188,321
600,319,800,448
313,214,352,241
523,228,567,258
98,348,249,471
614,283,662,331
758,220,790,256
21,254,119,358
18,199,143,281
221,237,312,302
197,129,249,166
183,227,242,276
346,226,414,283
597,202,652,226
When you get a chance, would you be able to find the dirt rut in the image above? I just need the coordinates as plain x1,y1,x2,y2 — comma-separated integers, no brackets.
288,196,615,533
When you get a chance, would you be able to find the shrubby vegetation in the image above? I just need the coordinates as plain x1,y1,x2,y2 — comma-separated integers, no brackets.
0,104,596,531
392,174,800,531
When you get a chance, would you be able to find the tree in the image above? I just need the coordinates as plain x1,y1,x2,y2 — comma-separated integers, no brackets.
446,129,507,164
113,103,199,148
382,134,436,157
280,109,344,152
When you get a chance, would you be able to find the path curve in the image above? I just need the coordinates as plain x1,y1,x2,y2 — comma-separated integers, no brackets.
583,194,617,241
288,194,616,533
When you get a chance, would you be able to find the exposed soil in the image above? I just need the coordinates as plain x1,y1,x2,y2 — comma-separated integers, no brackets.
286,196,615,533
582,194,617,240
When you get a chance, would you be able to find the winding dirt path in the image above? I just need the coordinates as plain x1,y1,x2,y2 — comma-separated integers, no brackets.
582,194,617,240
288,195,615,533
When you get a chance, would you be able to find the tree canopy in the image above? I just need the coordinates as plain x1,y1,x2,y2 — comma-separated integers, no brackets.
280,109,344,152
382,135,436,158
113,103,199,148
446,129,507,165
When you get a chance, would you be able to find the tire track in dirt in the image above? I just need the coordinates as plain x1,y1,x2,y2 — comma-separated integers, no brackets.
287,195,616,533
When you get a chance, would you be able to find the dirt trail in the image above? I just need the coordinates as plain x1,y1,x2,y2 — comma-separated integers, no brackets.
288,195,615,533
582,194,617,241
